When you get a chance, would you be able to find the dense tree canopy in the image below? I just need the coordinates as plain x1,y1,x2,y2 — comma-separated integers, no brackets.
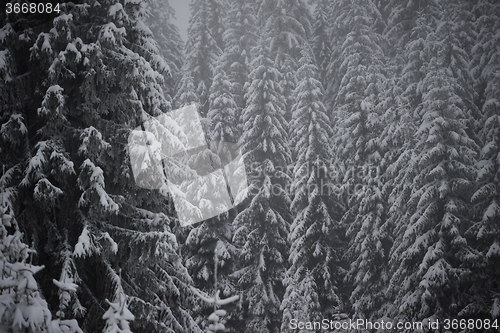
1,0,499,331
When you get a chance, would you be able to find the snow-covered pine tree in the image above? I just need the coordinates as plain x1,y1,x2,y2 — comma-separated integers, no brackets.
329,0,386,119
231,34,291,333
377,0,421,182
179,0,224,117
1,9,78,332
186,56,244,331
183,59,240,330
3,1,202,332
102,297,134,333
281,48,346,332
279,56,298,124
436,1,480,144
384,0,441,111
209,61,239,150
192,288,239,333
375,76,414,320
387,55,479,325
207,0,226,54
185,228,235,329
259,0,311,65
51,236,84,333
220,0,258,133
259,0,312,120
382,2,486,324
190,249,240,333
311,0,333,91
385,0,433,217
174,74,199,109
144,0,184,101
384,0,429,57
0,168,52,332
102,269,134,333
327,0,389,319
381,6,441,322
379,0,424,239
465,0,500,320
281,272,321,333
323,0,354,110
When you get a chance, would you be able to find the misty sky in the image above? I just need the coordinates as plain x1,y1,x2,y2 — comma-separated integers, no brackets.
170,0,191,41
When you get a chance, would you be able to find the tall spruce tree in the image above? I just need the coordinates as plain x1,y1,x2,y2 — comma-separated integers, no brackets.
221,0,258,133
0,170,53,332
2,1,202,332
466,0,500,320
51,236,84,333
383,2,483,324
145,0,184,100
259,0,311,65
258,0,312,121
101,271,134,333
311,0,333,91
388,59,478,325
1,6,80,333
259,0,311,121
328,0,389,319
382,7,441,321
183,60,240,330
179,0,225,117
231,35,291,333
174,74,198,109
375,75,414,321
281,49,345,332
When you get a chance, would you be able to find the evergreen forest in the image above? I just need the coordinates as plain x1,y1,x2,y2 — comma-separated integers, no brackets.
1,0,499,332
